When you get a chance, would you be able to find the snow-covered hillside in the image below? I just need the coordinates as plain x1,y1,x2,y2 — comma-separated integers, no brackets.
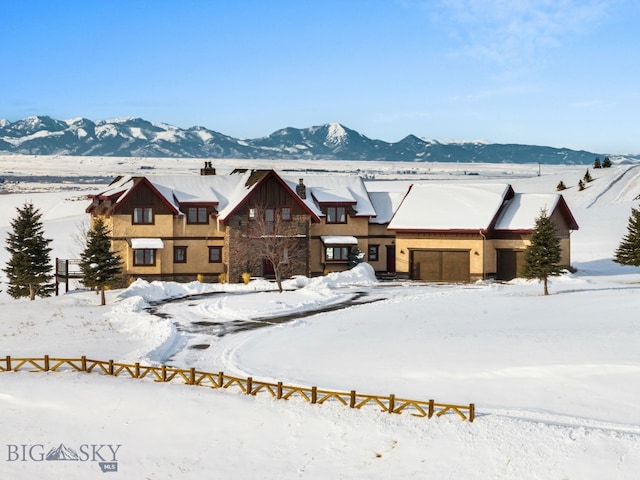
0,157,639,479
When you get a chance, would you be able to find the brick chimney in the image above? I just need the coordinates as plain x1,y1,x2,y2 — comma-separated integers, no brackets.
296,178,306,199
200,161,216,175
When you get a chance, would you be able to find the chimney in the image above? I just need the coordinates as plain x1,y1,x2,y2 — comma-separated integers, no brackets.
200,161,216,175
296,178,306,199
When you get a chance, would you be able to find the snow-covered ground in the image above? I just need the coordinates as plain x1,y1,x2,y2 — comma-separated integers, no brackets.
1,156,640,479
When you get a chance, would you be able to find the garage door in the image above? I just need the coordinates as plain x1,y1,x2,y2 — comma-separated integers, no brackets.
496,249,525,281
411,250,470,282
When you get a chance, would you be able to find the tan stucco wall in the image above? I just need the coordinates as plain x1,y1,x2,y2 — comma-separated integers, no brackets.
101,214,226,280
309,216,370,275
366,223,395,272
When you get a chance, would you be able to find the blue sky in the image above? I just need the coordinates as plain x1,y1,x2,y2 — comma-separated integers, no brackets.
1,0,639,153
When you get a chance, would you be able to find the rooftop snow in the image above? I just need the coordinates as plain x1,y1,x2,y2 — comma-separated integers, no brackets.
281,174,376,217
494,193,561,230
320,235,358,245
388,183,512,230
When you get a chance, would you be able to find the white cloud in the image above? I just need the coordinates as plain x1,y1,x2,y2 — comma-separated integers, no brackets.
434,0,614,65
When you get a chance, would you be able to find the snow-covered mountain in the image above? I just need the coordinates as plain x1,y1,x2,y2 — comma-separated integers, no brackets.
0,115,614,164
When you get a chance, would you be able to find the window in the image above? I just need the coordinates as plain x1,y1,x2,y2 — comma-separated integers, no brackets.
133,249,155,266
208,246,222,263
281,207,291,221
249,208,257,220
133,207,153,224
187,207,208,224
325,246,350,261
368,245,379,262
265,208,275,234
326,206,347,224
174,246,187,263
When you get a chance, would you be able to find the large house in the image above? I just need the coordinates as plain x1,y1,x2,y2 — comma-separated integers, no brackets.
85,166,578,284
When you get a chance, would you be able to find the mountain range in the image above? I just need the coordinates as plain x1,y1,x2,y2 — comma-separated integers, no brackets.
0,115,621,164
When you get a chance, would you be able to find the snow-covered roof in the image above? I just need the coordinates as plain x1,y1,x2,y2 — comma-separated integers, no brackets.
367,191,406,224
281,174,376,217
494,193,561,230
320,235,358,245
130,238,164,249
94,172,261,219
388,183,512,231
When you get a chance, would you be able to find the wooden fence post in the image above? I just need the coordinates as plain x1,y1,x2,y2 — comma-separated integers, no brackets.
161,365,167,382
108,360,114,375
81,356,87,372
246,377,253,395
217,371,224,388
428,399,434,418
44,355,50,372
469,403,475,422
5,355,11,371
134,362,140,378
189,368,196,385
277,382,283,399
311,386,317,404
349,390,356,408
388,394,395,414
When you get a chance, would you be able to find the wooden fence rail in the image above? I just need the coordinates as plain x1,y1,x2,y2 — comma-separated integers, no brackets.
0,355,474,422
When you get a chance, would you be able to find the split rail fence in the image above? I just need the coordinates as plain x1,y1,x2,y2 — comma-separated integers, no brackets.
0,355,474,422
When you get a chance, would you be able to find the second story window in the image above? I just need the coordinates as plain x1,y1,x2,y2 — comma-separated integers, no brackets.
187,207,208,224
326,206,347,224
133,207,153,224
281,207,291,221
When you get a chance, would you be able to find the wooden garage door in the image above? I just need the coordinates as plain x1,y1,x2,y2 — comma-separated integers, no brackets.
411,250,470,282
496,249,525,281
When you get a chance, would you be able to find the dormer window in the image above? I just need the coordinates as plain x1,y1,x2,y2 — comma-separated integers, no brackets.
187,206,209,224
326,206,347,224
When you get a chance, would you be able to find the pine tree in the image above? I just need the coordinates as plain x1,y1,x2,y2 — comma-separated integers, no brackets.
3,202,54,300
556,180,566,191
594,157,602,169
584,169,593,183
613,206,640,267
80,217,122,305
602,156,612,168
521,209,563,295
578,179,585,191
348,246,364,268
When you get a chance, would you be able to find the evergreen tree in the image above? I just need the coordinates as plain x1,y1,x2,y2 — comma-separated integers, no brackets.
521,209,563,295
556,180,566,191
613,206,640,267
3,202,54,300
578,179,585,191
603,157,612,168
348,246,364,268
594,157,602,169
584,169,593,183
80,217,122,305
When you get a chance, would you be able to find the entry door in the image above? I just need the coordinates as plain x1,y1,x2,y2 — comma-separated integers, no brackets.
386,245,396,273
496,249,525,281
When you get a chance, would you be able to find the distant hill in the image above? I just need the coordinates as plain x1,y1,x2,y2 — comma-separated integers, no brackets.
0,115,621,164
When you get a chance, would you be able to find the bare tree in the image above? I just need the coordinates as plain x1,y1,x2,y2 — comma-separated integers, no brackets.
229,206,308,292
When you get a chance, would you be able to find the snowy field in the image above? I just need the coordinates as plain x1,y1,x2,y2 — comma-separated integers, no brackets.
1,155,640,479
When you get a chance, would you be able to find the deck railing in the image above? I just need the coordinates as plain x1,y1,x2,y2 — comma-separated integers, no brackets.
0,355,474,422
